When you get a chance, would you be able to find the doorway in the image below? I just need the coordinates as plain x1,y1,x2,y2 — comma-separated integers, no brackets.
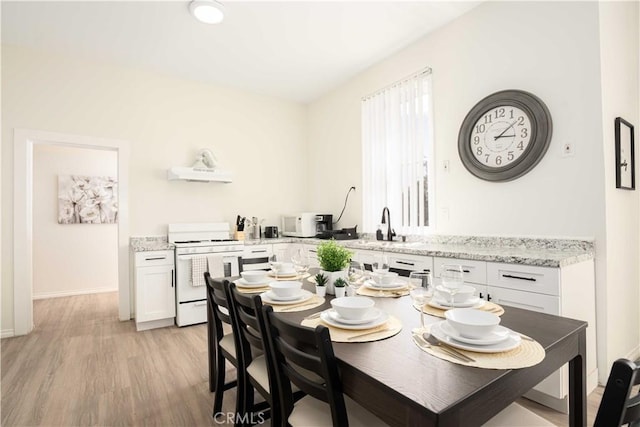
13,129,130,336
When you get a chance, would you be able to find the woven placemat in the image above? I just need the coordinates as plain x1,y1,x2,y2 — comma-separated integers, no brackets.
302,315,402,343
415,298,505,319
268,295,325,313
413,324,545,369
356,286,410,298
236,285,270,294
267,272,310,281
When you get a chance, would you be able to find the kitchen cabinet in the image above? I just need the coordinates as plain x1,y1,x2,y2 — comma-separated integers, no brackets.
434,257,487,296
386,252,433,276
241,244,273,271
134,250,176,331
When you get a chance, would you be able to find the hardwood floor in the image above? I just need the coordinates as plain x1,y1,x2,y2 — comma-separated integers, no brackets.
2,292,602,426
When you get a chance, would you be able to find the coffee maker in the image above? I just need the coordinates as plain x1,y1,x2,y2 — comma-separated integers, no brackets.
315,214,333,237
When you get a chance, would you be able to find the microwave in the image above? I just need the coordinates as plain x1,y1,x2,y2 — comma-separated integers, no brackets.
281,213,320,237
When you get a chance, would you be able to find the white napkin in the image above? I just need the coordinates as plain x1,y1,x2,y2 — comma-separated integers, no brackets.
191,256,207,287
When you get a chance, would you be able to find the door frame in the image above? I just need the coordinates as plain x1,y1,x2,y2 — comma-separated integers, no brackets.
13,129,130,335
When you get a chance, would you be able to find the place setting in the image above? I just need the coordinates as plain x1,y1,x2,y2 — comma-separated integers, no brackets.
267,252,310,281
412,308,545,369
235,270,272,293
301,296,402,343
259,280,325,313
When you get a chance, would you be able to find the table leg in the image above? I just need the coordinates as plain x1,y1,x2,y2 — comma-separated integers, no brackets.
568,330,587,427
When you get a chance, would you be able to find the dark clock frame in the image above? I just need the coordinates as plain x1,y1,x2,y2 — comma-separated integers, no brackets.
458,89,553,182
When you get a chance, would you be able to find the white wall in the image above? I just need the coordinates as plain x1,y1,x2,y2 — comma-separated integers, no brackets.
306,1,640,383
32,145,118,298
598,0,640,373
1,45,308,333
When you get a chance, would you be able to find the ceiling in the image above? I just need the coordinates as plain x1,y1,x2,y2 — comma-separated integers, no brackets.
1,1,480,104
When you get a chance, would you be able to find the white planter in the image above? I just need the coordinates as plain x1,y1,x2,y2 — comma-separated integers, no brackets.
320,269,348,295
334,287,346,298
315,286,326,297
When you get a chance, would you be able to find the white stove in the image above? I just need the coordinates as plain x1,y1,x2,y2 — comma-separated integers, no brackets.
169,223,243,326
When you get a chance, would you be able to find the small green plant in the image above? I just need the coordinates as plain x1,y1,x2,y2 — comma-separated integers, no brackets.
316,240,353,272
314,273,328,287
333,278,347,288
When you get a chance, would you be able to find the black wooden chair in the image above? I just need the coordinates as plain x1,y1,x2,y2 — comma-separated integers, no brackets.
261,304,387,427
204,273,238,419
594,358,640,426
226,282,278,427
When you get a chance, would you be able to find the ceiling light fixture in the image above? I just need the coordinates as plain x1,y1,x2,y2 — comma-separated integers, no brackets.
189,0,224,24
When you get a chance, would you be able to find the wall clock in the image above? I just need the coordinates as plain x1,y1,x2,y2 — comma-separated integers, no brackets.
458,89,552,182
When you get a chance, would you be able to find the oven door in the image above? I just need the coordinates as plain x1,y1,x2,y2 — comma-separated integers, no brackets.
175,253,241,303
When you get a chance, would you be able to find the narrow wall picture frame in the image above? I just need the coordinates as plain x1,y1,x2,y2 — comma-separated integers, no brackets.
615,117,635,190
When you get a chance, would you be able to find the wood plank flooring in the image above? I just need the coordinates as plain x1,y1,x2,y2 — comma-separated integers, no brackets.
2,292,602,426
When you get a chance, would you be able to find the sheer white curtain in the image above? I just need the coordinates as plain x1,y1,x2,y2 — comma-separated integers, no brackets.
362,68,434,236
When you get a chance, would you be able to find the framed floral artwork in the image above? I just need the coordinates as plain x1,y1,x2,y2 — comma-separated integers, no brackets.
58,175,118,224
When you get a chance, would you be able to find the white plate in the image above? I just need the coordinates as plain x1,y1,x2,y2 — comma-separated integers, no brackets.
440,321,510,346
328,308,383,325
430,321,521,353
263,290,305,302
320,310,389,330
236,278,269,288
260,290,313,305
428,296,484,309
363,280,408,291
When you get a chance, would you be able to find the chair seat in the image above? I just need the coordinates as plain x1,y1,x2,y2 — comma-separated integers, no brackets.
219,333,236,358
247,355,270,392
289,394,388,427
483,402,555,426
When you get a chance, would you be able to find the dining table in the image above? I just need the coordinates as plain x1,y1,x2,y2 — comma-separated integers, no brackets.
208,269,587,427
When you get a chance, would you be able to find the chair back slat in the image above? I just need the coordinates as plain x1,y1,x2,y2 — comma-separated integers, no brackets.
595,358,640,427
206,273,232,325
263,305,349,426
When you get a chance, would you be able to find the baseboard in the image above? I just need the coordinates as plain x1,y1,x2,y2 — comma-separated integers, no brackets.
1,329,15,339
33,287,118,300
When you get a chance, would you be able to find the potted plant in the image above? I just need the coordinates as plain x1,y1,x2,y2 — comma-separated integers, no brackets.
316,240,353,295
333,278,347,298
314,273,328,297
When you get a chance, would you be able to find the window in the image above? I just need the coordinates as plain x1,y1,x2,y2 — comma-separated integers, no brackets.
361,68,434,235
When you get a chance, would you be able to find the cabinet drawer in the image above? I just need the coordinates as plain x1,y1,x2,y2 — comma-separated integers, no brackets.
243,245,273,259
135,250,174,267
487,263,559,296
434,257,486,285
176,300,207,326
488,286,560,314
387,253,432,275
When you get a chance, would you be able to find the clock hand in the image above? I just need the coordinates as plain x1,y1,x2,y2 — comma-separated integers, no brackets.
494,120,518,140
494,133,516,140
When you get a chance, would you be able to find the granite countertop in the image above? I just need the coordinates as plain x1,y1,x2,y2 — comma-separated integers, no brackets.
244,235,594,268
131,234,594,268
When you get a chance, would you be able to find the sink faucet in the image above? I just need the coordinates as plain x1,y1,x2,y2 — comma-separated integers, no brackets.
381,207,396,241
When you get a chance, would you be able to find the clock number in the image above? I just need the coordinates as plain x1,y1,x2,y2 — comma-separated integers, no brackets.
495,155,502,166
521,128,529,138
517,116,525,126
476,146,483,155
484,114,493,124
509,109,514,119
473,136,480,145
485,154,490,163
517,141,524,150
494,108,505,119
508,151,514,161
475,124,486,133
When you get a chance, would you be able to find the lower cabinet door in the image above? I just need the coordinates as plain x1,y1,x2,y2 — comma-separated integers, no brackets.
135,265,176,323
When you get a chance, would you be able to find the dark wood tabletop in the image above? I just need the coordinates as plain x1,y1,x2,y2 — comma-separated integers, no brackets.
211,272,587,427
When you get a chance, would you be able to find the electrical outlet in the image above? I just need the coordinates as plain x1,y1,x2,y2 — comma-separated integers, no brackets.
562,143,574,157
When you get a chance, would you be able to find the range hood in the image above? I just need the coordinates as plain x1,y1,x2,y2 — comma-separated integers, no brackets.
167,167,232,183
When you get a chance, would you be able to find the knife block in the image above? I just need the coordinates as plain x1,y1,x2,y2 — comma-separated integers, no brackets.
234,230,245,241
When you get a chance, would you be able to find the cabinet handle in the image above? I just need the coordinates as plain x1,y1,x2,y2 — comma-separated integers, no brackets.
502,274,536,282
487,293,492,302
145,256,166,261
310,250,318,254
397,261,415,266
171,270,174,288
251,249,267,253
463,269,470,273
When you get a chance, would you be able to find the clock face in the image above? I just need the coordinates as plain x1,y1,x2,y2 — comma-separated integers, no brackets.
470,106,532,168
458,90,552,182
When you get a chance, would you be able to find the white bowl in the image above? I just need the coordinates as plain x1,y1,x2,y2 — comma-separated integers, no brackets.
371,271,398,286
330,296,375,320
269,281,302,298
273,262,295,275
435,284,476,303
444,308,500,339
241,270,268,283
